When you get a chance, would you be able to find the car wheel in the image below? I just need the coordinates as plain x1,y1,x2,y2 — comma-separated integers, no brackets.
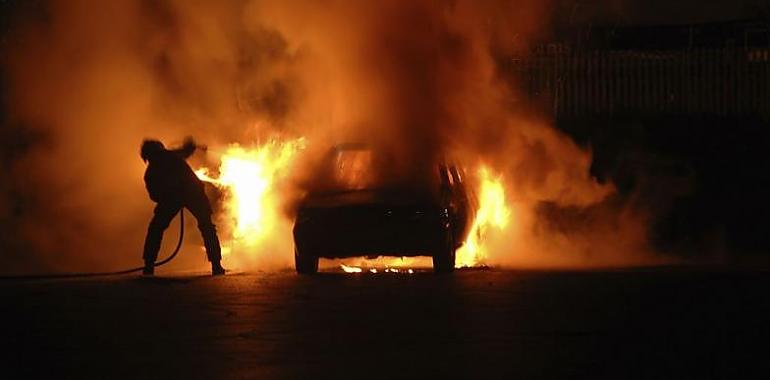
295,247,319,274
432,233,455,274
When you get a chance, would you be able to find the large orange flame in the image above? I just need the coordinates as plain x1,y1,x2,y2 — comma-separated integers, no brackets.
195,138,305,261
456,166,511,268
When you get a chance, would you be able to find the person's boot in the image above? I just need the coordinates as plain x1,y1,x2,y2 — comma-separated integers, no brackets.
211,261,225,276
143,260,155,276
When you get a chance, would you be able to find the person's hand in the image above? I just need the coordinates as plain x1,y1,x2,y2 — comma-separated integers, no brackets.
180,136,199,154
182,136,196,150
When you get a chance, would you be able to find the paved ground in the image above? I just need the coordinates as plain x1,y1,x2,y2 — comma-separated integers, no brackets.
3,267,770,379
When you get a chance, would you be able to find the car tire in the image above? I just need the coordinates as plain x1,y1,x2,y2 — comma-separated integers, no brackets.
432,233,456,274
295,247,319,274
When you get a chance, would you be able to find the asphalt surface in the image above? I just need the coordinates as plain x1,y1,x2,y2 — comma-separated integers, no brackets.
4,267,770,379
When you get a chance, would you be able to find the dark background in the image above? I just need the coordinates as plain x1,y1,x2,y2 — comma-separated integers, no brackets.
540,16,770,259
538,1,770,260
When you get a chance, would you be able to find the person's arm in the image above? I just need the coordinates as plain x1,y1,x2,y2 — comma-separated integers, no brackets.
171,136,197,159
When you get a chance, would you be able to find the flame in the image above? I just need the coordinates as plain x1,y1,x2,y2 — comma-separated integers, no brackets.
339,263,417,274
196,138,305,259
193,168,219,184
336,256,425,274
341,264,363,273
340,263,414,274
456,166,511,268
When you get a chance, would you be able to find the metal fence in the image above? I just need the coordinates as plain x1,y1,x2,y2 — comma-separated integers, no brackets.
511,48,770,118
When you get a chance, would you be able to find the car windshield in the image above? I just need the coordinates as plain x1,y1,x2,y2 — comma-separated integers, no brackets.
308,145,440,194
332,148,375,190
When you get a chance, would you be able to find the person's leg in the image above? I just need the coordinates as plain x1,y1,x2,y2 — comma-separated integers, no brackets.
185,195,224,274
142,202,182,274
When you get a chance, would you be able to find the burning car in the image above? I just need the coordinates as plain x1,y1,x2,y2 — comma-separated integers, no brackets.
292,143,477,274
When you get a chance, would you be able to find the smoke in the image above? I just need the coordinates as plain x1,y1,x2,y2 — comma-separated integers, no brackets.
1,0,662,274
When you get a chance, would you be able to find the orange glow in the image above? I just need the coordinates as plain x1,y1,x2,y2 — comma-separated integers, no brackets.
339,263,419,274
336,256,426,274
456,166,511,268
196,138,305,259
341,264,363,273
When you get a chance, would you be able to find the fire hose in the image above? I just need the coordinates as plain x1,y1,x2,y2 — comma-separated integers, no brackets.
0,210,185,280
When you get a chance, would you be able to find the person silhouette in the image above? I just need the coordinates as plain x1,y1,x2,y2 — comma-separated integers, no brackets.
140,137,225,276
